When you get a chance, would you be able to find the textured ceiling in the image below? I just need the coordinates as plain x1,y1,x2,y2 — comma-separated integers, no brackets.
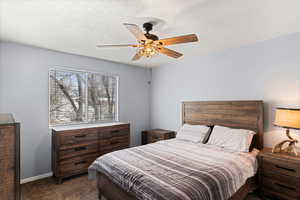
0,0,300,67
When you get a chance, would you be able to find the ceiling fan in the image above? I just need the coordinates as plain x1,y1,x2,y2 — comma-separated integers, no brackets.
96,22,199,61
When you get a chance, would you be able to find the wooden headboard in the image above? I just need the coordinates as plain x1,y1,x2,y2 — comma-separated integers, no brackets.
182,101,264,150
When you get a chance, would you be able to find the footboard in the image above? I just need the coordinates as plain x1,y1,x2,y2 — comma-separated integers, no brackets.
97,172,136,200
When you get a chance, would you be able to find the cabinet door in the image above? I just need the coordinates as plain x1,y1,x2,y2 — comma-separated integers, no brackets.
0,126,16,200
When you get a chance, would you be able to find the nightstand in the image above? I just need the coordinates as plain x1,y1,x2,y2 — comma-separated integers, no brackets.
141,129,175,145
258,148,300,200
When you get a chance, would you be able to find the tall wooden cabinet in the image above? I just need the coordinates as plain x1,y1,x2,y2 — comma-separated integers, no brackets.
52,122,130,183
0,114,20,200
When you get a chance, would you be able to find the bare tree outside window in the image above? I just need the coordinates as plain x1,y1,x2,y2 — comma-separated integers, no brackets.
49,69,118,126
87,73,117,122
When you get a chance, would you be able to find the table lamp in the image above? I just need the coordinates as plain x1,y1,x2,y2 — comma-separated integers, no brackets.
272,107,300,156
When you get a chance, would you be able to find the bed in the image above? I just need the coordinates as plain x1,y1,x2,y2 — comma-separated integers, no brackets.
89,101,264,200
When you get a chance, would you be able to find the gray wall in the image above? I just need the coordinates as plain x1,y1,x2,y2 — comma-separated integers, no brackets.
1,32,300,180
0,42,151,179
150,32,300,148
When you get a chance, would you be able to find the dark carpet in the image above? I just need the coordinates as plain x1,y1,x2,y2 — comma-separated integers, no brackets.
21,174,261,200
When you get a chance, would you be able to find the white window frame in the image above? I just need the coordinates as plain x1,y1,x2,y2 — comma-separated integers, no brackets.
48,67,119,127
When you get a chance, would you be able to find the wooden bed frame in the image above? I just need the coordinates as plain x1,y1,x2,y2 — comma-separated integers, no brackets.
96,101,264,200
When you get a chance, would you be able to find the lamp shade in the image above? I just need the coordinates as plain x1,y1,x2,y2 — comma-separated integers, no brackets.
274,108,300,129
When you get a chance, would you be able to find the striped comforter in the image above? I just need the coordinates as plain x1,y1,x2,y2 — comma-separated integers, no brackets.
89,139,258,200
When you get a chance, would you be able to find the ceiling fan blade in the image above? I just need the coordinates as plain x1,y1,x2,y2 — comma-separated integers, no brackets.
96,44,138,48
123,23,147,41
131,52,142,61
158,34,198,46
159,47,183,58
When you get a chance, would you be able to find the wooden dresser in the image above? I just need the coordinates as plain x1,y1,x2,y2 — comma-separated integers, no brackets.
258,148,300,200
141,129,175,145
0,114,20,200
52,122,130,183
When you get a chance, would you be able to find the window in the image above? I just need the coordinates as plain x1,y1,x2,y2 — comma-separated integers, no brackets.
49,69,118,126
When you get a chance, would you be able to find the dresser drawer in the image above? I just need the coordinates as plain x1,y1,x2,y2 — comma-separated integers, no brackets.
58,153,98,175
111,145,129,152
261,175,300,199
110,135,129,150
99,148,113,156
58,129,98,146
262,157,300,177
98,129,111,139
147,134,164,143
99,129,129,153
110,134,129,142
109,125,129,137
110,135,129,145
110,124,129,131
59,143,98,160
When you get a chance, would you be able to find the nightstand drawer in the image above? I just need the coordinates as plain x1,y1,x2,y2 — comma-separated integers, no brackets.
148,134,164,143
142,129,175,145
262,157,300,177
262,171,300,187
261,176,300,199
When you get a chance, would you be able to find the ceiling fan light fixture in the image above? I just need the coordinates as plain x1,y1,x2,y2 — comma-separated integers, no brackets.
96,22,199,61
137,44,159,58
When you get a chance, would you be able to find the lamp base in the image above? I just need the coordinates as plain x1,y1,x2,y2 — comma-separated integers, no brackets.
272,128,298,156
272,140,298,156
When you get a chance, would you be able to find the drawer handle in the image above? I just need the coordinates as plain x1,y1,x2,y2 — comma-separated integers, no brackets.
152,136,159,140
74,161,86,165
111,130,120,133
275,183,296,191
111,141,119,145
74,147,87,151
74,134,86,138
275,165,296,172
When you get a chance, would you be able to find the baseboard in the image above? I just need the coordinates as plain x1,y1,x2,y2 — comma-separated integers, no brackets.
21,172,53,184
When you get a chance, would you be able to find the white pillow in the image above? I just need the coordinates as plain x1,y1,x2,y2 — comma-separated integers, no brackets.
207,126,256,152
176,124,211,143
